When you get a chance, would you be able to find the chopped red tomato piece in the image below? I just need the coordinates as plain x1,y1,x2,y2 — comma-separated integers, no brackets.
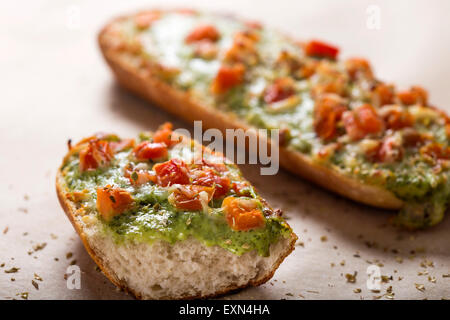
191,167,230,198
224,31,260,65
96,185,133,221
185,24,220,43
221,196,265,231
313,94,347,140
264,78,296,104
343,104,384,140
133,141,168,161
170,185,214,211
231,181,251,196
305,40,339,59
377,136,404,163
79,140,114,172
345,58,373,80
420,143,450,160
153,122,179,147
402,129,430,148
211,64,245,94
397,86,428,106
381,108,414,130
134,11,161,29
193,41,218,60
372,83,394,107
153,159,190,187
110,139,135,153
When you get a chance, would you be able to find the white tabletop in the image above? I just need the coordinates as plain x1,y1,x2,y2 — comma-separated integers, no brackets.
1,0,449,300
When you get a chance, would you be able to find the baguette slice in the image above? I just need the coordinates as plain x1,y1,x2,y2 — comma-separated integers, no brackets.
98,10,403,211
56,128,297,299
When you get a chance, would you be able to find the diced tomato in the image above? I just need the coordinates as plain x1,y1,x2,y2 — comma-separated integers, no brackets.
191,167,230,198
79,140,114,172
134,11,161,29
96,185,133,221
153,159,191,187
224,31,259,65
372,83,394,107
193,41,218,60
397,86,428,106
185,24,220,43
402,129,429,148
382,109,414,130
313,94,348,140
264,78,296,104
343,104,384,141
231,181,251,196
133,141,168,161
345,58,372,80
221,196,265,231
377,136,403,163
211,64,245,94
420,143,450,160
110,139,135,153
169,185,214,211
305,40,339,59
153,122,179,147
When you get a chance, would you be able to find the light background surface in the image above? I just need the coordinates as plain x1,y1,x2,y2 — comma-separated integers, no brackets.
1,0,449,300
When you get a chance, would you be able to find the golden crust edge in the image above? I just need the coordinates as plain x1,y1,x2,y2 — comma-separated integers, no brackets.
97,14,403,210
56,148,297,300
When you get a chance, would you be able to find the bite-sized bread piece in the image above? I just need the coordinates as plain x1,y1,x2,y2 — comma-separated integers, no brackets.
99,9,450,228
56,124,297,299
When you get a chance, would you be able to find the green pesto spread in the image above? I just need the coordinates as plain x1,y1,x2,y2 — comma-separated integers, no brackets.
112,10,450,228
60,134,292,257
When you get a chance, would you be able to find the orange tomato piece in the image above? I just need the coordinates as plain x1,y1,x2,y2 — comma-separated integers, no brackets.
96,185,133,221
382,109,414,130
420,143,450,160
264,78,296,104
170,185,214,211
79,140,114,172
221,196,265,231
211,64,245,94
372,83,394,107
305,40,339,59
185,24,220,43
377,136,403,163
153,122,179,147
191,167,230,198
110,139,135,153
153,159,191,187
133,141,168,161
397,86,428,106
345,57,372,80
343,104,384,141
313,95,347,140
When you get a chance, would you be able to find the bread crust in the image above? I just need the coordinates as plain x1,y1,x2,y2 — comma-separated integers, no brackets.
56,147,297,300
97,13,403,210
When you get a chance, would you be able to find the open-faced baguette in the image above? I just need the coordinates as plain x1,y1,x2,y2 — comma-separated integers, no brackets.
98,9,450,228
56,127,297,299
98,11,402,210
